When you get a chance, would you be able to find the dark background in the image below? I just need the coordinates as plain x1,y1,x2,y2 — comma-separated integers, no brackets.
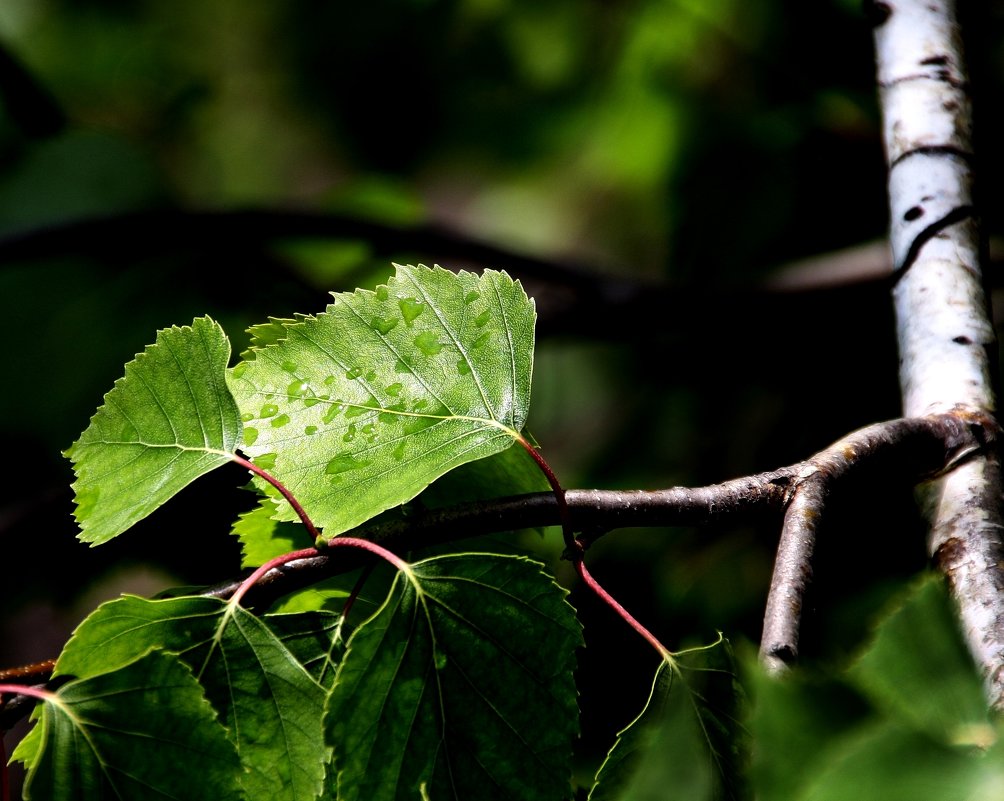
1,0,1002,784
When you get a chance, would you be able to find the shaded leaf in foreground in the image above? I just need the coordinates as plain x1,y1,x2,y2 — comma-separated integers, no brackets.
16,650,243,801
326,553,582,801
54,595,328,801
590,640,745,801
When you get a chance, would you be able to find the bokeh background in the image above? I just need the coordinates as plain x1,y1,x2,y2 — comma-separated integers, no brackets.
2,0,1003,787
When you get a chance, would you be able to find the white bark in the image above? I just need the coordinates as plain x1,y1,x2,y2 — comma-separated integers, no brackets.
874,0,1004,708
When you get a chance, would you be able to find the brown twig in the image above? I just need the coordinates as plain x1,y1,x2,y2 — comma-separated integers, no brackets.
1,412,995,727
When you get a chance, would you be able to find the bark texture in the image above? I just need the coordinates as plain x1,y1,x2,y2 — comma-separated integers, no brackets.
873,0,1004,707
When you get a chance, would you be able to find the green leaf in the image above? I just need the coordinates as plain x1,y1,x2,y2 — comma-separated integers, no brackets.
228,264,535,535
18,650,244,801
325,553,582,801
746,664,869,801
263,609,346,688
420,434,550,508
240,315,302,360
9,706,43,766
848,574,990,744
55,595,328,801
233,496,311,567
590,641,746,801
800,722,1004,801
65,316,242,545
268,566,395,619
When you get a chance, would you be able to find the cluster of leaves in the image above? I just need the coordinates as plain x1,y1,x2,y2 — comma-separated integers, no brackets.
4,264,708,800
4,265,1002,800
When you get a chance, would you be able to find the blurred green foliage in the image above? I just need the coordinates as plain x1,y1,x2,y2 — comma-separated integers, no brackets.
1,0,1003,792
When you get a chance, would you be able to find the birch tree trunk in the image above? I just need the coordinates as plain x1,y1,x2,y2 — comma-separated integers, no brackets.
873,0,1004,709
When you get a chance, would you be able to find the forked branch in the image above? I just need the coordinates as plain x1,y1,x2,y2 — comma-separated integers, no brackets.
0,411,994,729
207,412,990,626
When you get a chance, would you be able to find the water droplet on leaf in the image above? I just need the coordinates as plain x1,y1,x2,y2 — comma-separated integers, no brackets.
232,363,248,379
345,403,369,419
379,403,407,424
345,366,364,380
325,453,369,475
287,379,309,398
304,425,318,436
464,291,480,304
414,331,443,356
322,401,344,424
372,316,399,335
243,428,259,446
271,414,291,428
255,452,277,470
385,382,403,396
399,298,424,325
260,403,279,418
281,361,298,374
240,412,254,422
343,424,357,443
404,416,437,435
456,359,471,375
474,310,492,327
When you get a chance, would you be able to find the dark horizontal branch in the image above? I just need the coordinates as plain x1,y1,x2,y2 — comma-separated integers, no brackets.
2,411,995,729
213,411,994,612
203,474,798,609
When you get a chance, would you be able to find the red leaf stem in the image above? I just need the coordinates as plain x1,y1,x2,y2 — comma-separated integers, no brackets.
231,453,322,540
230,537,411,608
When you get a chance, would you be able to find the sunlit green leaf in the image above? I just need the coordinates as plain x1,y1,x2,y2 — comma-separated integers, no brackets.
18,650,243,801
325,553,582,801
65,316,241,545
55,595,328,801
227,264,535,535
268,566,396,621
240,316,302,360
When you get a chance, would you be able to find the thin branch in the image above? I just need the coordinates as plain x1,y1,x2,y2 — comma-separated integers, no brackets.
0,414,994,728
201,475,797,609
209,413,989,614
759,413,993,673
